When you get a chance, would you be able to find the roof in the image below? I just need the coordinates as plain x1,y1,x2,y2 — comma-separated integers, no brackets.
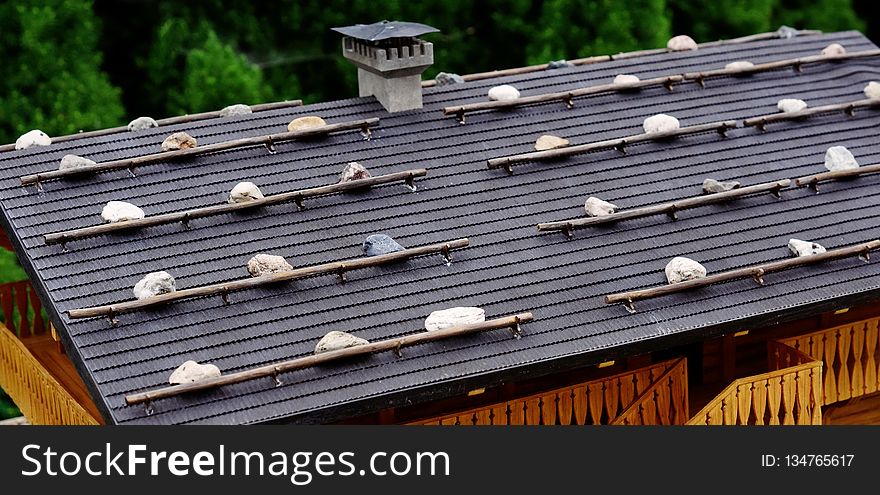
1,30,879,424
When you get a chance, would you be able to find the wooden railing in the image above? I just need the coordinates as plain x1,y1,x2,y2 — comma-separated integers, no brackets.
611,358,688,425
687,343,822,425
0,280,49,338
778,316,880,405
412,358,683,425
0,323,98,424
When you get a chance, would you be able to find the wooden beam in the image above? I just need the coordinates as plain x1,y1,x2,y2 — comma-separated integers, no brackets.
420,29,822,88
0,100,304,153
743,98,880,130
68,238,470,321
604,240,880,312
19,118,380,186
421,56,611,88
124,312,534,406
683,49,880,85
487,120,738,172
443,75,683,122
536,179,790,237
795,163,880,192
43,169,428,246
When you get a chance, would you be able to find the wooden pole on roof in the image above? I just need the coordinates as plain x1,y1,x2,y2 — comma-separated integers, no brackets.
443,75,683,122
43,169,428,245
487,120,738,173
604,240,880,313
795,163,880,192
19,118,381,186
124,312,534,406
683,49,880,85
0,100,304,153
421,29,823,88
537,179,791,238
743,98,880,130
68,238,471,322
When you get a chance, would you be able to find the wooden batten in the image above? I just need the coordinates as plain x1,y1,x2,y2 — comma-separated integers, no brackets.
124,312,534,406
487,120,738,173
605,240,880,312
683,49,880,85
537,179,790,238
43,169,428,246
744,98,880,130
443,75,683,121
795,163,880,191
420,29,822,88
68,238,470,321
19,117,380,186
0,100,304,153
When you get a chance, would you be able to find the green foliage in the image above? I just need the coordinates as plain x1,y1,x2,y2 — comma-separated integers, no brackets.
0,388,21,420
774,0,865,32
0,0,124,144
0,250,27,284
669,0,775,41
528,0,672,63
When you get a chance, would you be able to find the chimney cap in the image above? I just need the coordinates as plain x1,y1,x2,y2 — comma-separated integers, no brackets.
331,20,439,41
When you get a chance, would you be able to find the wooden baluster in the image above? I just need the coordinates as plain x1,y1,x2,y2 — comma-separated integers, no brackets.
737,383,752,424
823,332,838,405
28,284,45,335
460,413,477,425
588,382,604,424
604,378,620,420
573,386,588,425
509,400,526,425
796,369,811,425
656,378,671,425
837,326,852,401
641,391,657,425
634,369,652,395
781,373,796,425
767,377,782,425
491,405,509,425
619,375,636,411
709,402,724,425
752,380,767,425
851,322,865,398
475,408,492,425
811,367,823,424
723,391,738,424
865,319,878,394
541,393,557,425
676,360,689,424
525,397,542,425
14,282,30,337
557,390,573,425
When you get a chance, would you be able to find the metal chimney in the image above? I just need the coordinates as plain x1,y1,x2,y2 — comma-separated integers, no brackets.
332,21,438,113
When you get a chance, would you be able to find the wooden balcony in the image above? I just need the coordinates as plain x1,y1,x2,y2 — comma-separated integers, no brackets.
0,280,101,425
777,316,879,405
411,358,688,425
686,342,823,425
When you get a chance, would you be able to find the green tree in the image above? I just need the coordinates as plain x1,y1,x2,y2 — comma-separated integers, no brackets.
0,0,124,144
773,0,865,32
669,0,775,41
527,0,672,64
